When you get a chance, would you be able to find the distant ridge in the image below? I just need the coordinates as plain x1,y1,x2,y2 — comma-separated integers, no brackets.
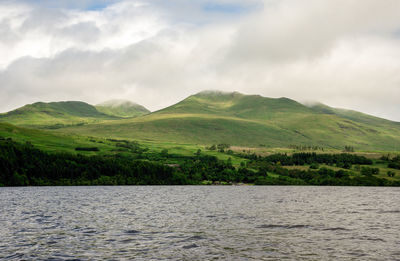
96,99,150,118
1,91,400,150
306,102,399,126
54,90,400,150
0,101,115,128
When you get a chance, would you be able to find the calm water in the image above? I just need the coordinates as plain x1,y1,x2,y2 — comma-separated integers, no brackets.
0,186,399,260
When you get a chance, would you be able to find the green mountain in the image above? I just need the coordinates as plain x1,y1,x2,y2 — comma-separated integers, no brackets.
156,91,312,118
53,91,400,151
0,101,116,128
95,99,150,118
309,102,398,127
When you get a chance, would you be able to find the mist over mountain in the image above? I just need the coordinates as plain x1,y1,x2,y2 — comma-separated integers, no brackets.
96,99,150,118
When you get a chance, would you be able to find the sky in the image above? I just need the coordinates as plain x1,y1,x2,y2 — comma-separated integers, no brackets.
0,0,400,121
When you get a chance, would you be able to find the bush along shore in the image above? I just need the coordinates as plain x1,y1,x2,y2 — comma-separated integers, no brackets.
1,139,399,186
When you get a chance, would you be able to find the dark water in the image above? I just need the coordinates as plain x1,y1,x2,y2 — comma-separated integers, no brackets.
0,186,399,260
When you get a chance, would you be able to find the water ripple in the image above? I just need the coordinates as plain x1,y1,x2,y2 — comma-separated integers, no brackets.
0,186,399,260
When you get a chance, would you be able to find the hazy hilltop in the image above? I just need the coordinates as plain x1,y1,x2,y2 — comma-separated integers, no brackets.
0,99,150,128
96,99,150,118
157,90,312,118
0,101,116,128
51,91,400,151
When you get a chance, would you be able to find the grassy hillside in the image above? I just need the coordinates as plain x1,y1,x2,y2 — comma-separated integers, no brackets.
309,103,400,127
0,122,246,165
96,99,150,118
0,122,113,154
0,101,117,128
54,91,400,151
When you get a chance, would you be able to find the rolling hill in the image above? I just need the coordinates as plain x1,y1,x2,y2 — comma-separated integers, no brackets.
0,122,113,154
95,99,150,118
0,101,117,128
51,91,400,151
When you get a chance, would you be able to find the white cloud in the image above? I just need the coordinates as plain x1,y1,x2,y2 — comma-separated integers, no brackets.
1,0,400,121
0,1,166,68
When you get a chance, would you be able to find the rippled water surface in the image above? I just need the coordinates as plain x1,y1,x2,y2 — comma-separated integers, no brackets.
1,186,399,260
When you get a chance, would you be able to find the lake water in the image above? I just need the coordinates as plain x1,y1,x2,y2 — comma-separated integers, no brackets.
0,186,399,260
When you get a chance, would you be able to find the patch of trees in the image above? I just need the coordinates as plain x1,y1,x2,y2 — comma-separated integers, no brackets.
379,155,400,170
107,138,147,153
251,163,396,186
75,147,99,151
206,143,230,152
42,122,86,129
388,156,400,170
360,166,380,176
344,146,355,152
0,140,186,186
244,152,372,167
387,171,396,177
288,145,325,151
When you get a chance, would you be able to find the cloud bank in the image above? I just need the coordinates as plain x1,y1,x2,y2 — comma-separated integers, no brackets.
1,0,400,121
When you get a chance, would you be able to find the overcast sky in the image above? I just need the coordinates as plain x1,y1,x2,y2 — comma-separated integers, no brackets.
1,0,400,121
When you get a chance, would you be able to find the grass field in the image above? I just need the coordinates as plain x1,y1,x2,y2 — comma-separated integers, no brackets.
53,112,400,151
0,123,120,155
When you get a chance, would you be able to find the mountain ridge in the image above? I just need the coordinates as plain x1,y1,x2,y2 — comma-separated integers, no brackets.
47,91,400,150
0,99,151,127
0,101,116,128
1,91,400,150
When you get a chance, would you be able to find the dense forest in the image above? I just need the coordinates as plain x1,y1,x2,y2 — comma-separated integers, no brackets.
0,138,399,186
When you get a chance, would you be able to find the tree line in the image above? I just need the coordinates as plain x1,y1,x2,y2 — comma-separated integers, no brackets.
0,139,398,187
240,152,372,167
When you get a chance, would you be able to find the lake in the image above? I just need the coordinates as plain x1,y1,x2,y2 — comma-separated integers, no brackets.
0,186,399,260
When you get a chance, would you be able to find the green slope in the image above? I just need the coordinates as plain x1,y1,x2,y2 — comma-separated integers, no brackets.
0,122,245,165
0,101,117,128
309,103,398,126
156,90,312,119
0,122,115,154
96,99,150,118
54,91,400,151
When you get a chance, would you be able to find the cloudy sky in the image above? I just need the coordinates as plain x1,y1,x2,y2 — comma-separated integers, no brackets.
1,0,400,120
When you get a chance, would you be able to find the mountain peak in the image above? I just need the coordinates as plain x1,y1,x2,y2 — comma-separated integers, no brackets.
193,90,243,97
156,89,311,117
0,100,114,127
21,101,104,117
95,99,150,118
97,99,139,108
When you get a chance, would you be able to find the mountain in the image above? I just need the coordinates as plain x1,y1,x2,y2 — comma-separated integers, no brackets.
53,91,400,151
156,90,312,118
309,102,398,127
0,101,116,128
95,99,150,118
